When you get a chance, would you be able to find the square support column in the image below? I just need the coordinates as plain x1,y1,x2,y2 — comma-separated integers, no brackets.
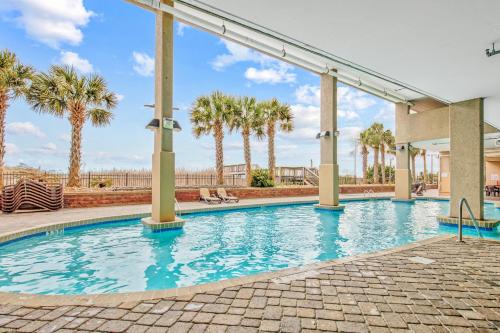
316,73,344,211
394,103,413,201
142,0,183,229
449,98,484,219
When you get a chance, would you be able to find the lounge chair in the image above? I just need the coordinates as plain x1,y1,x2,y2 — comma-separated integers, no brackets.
199,188,222,204
217,188,239,203
412,182,425,196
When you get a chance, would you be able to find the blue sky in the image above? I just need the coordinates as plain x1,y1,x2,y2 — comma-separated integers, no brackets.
0,0,407,175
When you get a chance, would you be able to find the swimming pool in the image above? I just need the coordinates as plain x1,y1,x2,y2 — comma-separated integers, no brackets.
0,199,498,295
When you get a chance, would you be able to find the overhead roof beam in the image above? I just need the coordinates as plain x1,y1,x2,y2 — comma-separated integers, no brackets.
126,0,451,105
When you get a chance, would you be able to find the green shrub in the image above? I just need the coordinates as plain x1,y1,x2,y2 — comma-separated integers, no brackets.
91,178,113,188
366,165,395,184
251,169,274,187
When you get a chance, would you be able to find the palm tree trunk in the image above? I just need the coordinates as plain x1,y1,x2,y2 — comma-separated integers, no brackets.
422,150,428,183
0,90,7,189
68,106,85,187
267,121,276,182
373,147,380,184
214,121,224,185
362,147,368,184
380,144,386,184
411,155,416,182
243,127,252,187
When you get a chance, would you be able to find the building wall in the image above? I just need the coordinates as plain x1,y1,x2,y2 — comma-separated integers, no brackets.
439,153,450,195
439,156,500,194
485,159,500,185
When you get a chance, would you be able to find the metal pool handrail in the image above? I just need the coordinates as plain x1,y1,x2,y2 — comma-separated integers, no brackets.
458,197,483,242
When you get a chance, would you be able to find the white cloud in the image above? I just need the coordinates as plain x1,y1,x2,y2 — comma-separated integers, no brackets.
281,104,320,141
26,142,60,155
244,64,296,85
339,126,363,141
295,84,377,111
91,151,148,164
5,143,20,155
132,52,154,77
374,103,395,121
176,22,189,36
211,39,296,85
59,51,93,73
294,85,320,105
116,94,125,102
210,39,272,71
0,0,93,48
42,142,57,152
353,97,377,110
338,109,359,120
338,85,377,110
6,122,46,138
59,133,71,143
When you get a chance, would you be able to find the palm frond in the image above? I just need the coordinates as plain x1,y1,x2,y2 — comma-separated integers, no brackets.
87,108,113,127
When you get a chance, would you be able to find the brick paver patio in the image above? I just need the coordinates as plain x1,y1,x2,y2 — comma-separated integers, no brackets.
0,236,498,332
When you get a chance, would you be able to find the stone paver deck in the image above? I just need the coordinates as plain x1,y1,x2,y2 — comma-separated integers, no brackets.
0,236,499,333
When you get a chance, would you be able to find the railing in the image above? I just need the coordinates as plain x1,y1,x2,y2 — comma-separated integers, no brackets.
275,167,306,185
3,172,246,188
458,197,483,242
304,168,319,186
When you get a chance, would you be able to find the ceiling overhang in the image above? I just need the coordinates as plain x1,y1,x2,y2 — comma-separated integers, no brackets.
126,0,452,106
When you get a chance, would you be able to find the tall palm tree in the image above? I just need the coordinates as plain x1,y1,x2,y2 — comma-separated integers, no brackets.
27,65,117,187
260,98,293,181
359,129,370,184
408,146,420,182
380,129,394,184
421,149,428,183
190,91,232,185
228,96,264,186
0,50,33,188
367,123,384,184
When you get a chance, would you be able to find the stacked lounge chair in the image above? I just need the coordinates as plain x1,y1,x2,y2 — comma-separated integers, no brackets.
1,179,63,213
199,188,222,204
216,188,239,203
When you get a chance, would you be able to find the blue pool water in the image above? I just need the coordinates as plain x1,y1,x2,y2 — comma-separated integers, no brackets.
0,199,498,295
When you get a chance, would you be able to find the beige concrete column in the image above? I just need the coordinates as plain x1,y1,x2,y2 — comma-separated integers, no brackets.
438,152,450,195
449,98,484,219
394,103,412,201
316,73,343,210
144,0,179,226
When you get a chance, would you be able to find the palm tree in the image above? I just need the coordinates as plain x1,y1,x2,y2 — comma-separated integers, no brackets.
27,65,117,187
380,129,394,184
367,123,384,184
409,146,420,182
359,129,370,184
0,50,33,188
190,91,232,185
228,96,264,187
421,149,428,183
260,98,293,181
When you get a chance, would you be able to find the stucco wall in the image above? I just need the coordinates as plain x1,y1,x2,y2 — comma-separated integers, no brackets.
439,153,450,195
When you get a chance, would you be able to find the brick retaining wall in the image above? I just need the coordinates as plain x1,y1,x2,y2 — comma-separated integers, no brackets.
1,183,439,210
61,184,403,208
